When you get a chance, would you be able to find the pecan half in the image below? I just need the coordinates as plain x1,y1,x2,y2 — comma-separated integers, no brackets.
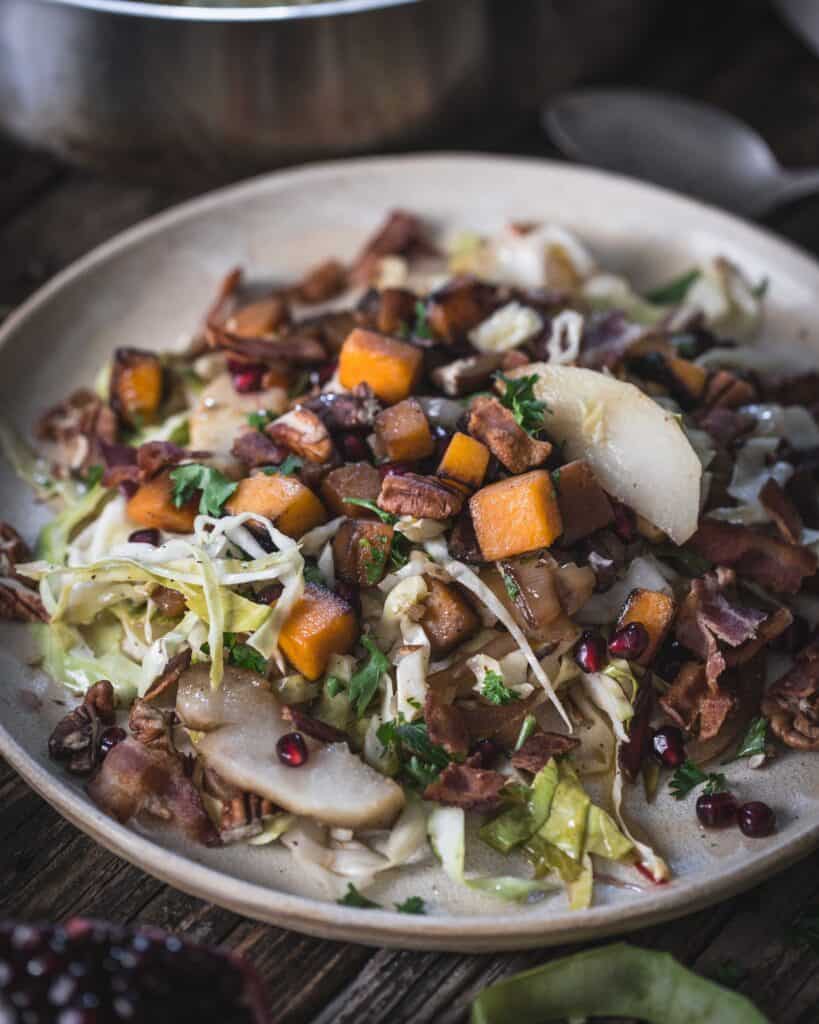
144,649,192,703
129,699,174,751
265,407,333,463
37,388,118,474
48,681,114,775
377,472,464,520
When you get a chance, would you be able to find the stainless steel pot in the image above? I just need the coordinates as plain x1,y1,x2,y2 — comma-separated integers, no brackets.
0,0,491,183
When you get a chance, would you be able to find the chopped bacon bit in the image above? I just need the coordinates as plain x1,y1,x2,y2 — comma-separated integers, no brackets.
281,706,346,744
467,396,551,474
207,322,327,366
510,731,580,774
659,662,734,741
759,477,804,544
87,737,219,846
689,521,817,594
36,388,118,473
350,210,436,286
302,384,381,432
424,691,469,758
296,259,348,304
458,692,544,749
231,430,289,469
423,763,508,812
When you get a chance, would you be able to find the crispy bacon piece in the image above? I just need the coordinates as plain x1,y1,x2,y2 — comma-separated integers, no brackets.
207,322,327,366
510,731,580,774
281,706,346,744
689,521,817,594
467,396,551,475
424,691,469,758
231,430,289,469
762,638,819,751
296,259,348,304
144,649,192,703
350,210,436,286
579,311,645,371
675,571,767,687
37,389,118,474
87,737,219,846
660,662,734,741
759,478,804,544
377,472,464,520
423,763,507,812
458,692,544,749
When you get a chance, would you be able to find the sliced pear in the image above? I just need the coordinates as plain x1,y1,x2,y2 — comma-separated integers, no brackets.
177,664,405,830
508,363,702,544
189,372,287,454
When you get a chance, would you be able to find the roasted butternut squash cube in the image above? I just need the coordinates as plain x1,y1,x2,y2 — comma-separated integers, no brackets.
374,398,434,462
111,348,164,428
332,519,394,586
420,577,480,657
226,473,327,538
437,432,490,492
126,470,198,534
617,587,676,666
338,328,423,404
470,470,562,560
555,460,614,545
279,583,358,680
320,462,382,519
667,354,708,403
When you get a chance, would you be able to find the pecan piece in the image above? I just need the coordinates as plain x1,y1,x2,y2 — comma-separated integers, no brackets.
265,407,333,464
467,396,552,474
302,383,381,432
0,522,31,580
377,472,464,520
144,649,192,702
231,429,289,469
48,681,114,775
762,638,819,751
37,388,118,474
759,478,804,545
129,699,174,751
296,259,348,304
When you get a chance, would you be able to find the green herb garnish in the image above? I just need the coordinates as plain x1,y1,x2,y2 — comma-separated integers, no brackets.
169,463,238,517
495,373,549,435
513,713,537,752
325,675,344,698
481,670,518,706
724,716,768,764
359,535,389,585
337,883,380,909
669,760,728,801
344,497,397,525
645,268,701,305
502,571,520,602
288,370,310,399
83,464,104,489
303,562,325,586
262,454,303,477
389,531,411,572
377,718,450,788
203,633,267,674
247,410,275,430
395,896,426,915
413,299,432,340
348,636,390,717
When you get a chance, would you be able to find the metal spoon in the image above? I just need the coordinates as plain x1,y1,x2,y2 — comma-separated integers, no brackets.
544,88,819,218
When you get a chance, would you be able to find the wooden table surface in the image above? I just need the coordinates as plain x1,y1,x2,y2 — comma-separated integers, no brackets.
3,2,819,1021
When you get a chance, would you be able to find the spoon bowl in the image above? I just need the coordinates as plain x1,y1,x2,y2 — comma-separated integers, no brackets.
545,88,819,217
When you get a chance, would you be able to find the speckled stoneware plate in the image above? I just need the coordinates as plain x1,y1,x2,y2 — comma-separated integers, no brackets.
2,154,819,952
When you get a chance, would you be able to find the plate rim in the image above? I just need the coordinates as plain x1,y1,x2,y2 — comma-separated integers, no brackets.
2,150,819,951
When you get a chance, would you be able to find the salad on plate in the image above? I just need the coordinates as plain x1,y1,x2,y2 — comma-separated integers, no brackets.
3,209,818,912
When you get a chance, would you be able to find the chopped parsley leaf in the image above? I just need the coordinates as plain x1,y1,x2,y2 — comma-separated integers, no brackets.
481,670,518,706
413,299,432,340
502,570,520,602
303,562,325,586
495,373,549,435
395,896,426,915
669,759,728,801
203,633,267,674
348,636,390,717
344,497,397,525
169,463,237,517
325,675,344,698
84,464,104,489
389,531,411,572
645,268,701,305
337,883,380,909
247,410,275,430
359,535,389,585
262,454,303,477
725,716,768,764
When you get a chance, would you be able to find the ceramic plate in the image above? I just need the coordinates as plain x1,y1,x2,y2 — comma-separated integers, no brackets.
2,154,819,952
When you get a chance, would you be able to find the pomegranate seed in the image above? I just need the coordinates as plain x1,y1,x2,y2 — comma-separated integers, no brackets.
128,528,159,546
696,791,737,828
311,360,338,387
469,738,499,769
738,801,776,837
612,502,636,542
608,621,649,660
339,433,371,462
654,638,689,682
231,365,264,393
276,732,308,767
99,727,127,759
651,725,686,769
574,630,607,673
377,462,414,480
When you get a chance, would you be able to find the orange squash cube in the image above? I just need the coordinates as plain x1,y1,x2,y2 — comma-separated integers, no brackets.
374,398,434,462
437,432,490,492
338,328,423,404
279,583,359,680
617,588,676,666
226,473,327,538
470,470,562,560
126,469,198,534
111,348,164,427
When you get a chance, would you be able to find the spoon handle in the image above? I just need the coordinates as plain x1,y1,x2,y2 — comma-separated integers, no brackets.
760,167,819,211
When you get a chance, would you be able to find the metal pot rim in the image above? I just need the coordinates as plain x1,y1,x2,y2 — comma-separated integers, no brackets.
38,0,420,22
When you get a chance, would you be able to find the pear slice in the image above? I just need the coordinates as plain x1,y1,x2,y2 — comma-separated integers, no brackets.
507,363,702,544
177,664,405,830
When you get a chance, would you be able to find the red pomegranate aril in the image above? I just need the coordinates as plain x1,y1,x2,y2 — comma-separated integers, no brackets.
574,630,607,673
608,621,649,660
738,801,776,838
276,732,308,767
231,365,265,394
651,725,686,769
311,360,338,388
339,433,371,462
612,502,637,542
696,791,737,828
99,727,127,760
127,528,160,547
469,738,499,769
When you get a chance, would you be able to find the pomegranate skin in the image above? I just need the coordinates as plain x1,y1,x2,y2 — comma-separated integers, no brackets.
574,630,607,673
276,732,309,767
608,622,649,660
696,791,738,828
738,801,776,837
